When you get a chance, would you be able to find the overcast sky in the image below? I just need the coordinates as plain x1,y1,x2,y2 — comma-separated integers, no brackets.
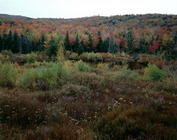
0,0,177,18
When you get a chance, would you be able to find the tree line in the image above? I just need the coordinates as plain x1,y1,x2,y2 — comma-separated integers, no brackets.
0,30,177,59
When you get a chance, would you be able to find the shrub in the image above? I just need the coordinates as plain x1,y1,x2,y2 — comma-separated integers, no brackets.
157,80,177,94
0,63,18,87
116,66,140,80
21,67,56,90
37,67,58,89
79,53,88,61
48,62,70,78
96,63,109,71
160,84,177,94
46,103,66,124
68,52,79,60
21,68,57,90
87,52,103,62
94,105,177,140
0,95,47,128
144,64,166,81
64,102,98,121
2,124,79,140
1,50,13,57
100,53,114,61
9,54,28,65
26,53,36,64
21,63,71,90
70,72,103,89
60,84,90,96
74,60,91,72
57,46,65,62
94,106,146,140
80,53,103,62
155,59,164,69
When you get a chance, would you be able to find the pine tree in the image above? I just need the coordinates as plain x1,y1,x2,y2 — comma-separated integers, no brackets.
169,31,177,59
74,34,84,54
125,30,134,53
64,31,71,51
2,32,8,50
37,34,46,52
139,37,148,53
46,37,58,58
7,31,13,50
108,37,116,53
0,35,2,52
12,32,19,53
97,31,103,52
87,33,93,52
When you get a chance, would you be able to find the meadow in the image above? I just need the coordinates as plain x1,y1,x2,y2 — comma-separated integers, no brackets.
0,50,176,140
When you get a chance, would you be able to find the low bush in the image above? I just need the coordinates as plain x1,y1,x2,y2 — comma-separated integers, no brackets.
60,84,90,96
21,63,71,90
21,67,57,90
74,60,91,72
1,50,13,57
68,52,79,60
79,52,103,62
144,64,166,81
71,72,103,89
47,62,71,79
116,66,140,80
64,102,98,121
157,80,177,94
100,53,114,61
31,124,78,140
96,63,109,71
87,52,103,62
0,95,47,128
0,124,78,140
46,103,66,124
155,59,164,69
94,105,177,140
26,53,36,64
9,54,28,65
0,63,18,87
160,84,177,93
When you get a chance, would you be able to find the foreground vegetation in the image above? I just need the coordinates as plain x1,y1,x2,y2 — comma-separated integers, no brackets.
0,51,176,140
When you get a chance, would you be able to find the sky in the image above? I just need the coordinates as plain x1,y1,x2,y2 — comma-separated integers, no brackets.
0,0,177,18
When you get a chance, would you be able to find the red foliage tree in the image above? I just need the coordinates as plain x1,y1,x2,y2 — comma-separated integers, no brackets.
149,40,161,53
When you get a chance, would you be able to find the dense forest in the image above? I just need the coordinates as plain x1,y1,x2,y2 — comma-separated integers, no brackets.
0,14,177,59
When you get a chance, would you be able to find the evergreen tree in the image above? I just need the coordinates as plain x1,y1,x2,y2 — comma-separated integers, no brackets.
125,30,134,53
139,37,148,53
108,37,116,53
0,35,2,52
96,31,108,52
46,37,58,58
64,31,71,51
74,34,84,54
169,31,177,59
97,31,102,52
6,31,13,50
87,33,93,52
37,34,46,52
11,32,19,53
2,32,8,50
20,34,27,53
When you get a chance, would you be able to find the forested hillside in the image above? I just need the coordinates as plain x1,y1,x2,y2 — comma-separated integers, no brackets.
0,14,177,59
